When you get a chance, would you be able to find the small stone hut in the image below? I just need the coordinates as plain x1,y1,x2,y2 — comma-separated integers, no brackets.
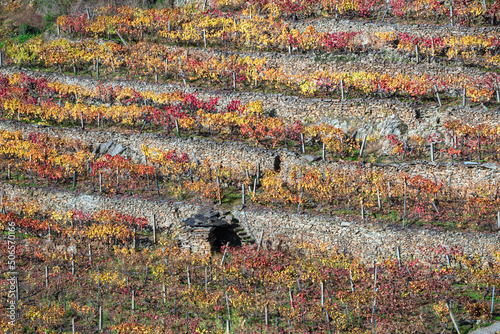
178,207,243,255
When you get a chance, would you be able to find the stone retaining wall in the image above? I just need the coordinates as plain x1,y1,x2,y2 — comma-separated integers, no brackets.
1,181,498,265
1,120,499,189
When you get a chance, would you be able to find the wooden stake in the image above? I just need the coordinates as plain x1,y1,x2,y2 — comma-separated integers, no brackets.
220,242,229,265
359,134,368,158
204,267,208,293
434,85,441,106
175,119,180,136
403,183,407,227
340,79,345,101
98,306,102,330
320,281,324,306
225,291,231,321
242,183,245,206
446,301,461,334
152,214,157,244
88,244,92,266
349,269,354,292
492,286,496,315
396,246,401,268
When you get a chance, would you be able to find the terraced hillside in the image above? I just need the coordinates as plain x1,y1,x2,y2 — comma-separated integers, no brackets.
0,1,499,333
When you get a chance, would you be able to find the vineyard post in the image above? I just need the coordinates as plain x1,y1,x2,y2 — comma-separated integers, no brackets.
340,79,345,101
216,175,222,204
162,283,166,304
175,119,180,136
477,132,481,162
374,265,378,290
450,4,454,26
300,133,305,153
73,171,77,189
446,254,451,267
152,214,157,244
132,289,135,310
434,85,441,106
7,164,10,180
265,305,268,326
233,72,236,89
203,30,207,48
446,301,461,334
57,24,60,35
71,260,74,275
98,306,102,331
133,228,136,249
462,88,466,107
220,242,230,265
497,211,500,233
431,38,435,57
415,44,419,64
72,317,75,334
253,177,257,195
403,182,407,227
96,56,99,80
349,269,354,292
492,286,496,315
204,267,208,293
226,320,230,334
257,162,260,182
361,198,364,220
225,291,231,321
430,143,434,162
242,183,245,206
45,266,48,288
377,188,381,210
396,246,401,268
288,44,292,54
320,281,324,306
359,134,368,158
99,173,102,193
89,244,92,266
322,142,326,160
187,266,191,289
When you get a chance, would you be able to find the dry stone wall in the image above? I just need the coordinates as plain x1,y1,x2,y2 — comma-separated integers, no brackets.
1,181,498,265
2,120,499,189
